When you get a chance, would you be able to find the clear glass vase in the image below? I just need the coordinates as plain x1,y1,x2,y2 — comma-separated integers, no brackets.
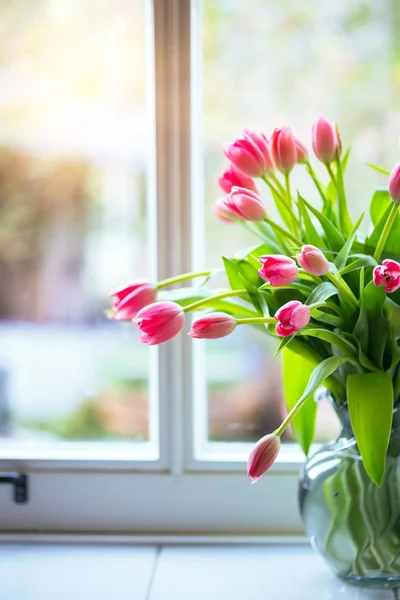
299,400,400,589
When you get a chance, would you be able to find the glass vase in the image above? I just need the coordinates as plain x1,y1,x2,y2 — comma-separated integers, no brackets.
299,400,400,589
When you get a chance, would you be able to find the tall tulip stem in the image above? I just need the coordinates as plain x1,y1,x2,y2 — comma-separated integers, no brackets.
373,203,399,263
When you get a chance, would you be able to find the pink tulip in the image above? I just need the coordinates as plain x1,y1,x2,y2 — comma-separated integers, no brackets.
373,259,400,293
134,301,185,345
223,130,273,178
109,281,157,320
270,126,297,174
247,433,281,483
189,312,237,339
389,162,400,204
212,197,237,223
294,137,308,164
217,165,258,194
312,116,338,164
221,187,266,222
258,255,298,286
274,300,310,337
296,245,329,276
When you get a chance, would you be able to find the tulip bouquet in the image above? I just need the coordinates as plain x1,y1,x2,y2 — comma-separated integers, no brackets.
109,116,400,489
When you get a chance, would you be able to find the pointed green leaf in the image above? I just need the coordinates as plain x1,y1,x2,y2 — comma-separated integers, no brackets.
297,193,325,248
370,188,391,226
347,372,393,486
339,254,377,275
365,163,391,176
297,355,354,405
283,348,317,455
303,199,344,251
335,150,353,236
305,282,338,306
334,213,364,270
222,257,243,290
298,328,356,356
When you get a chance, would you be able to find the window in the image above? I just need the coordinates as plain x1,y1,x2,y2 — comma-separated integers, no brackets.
0,0,398,536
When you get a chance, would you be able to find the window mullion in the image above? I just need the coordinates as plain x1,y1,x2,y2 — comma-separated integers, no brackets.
152,0,193,475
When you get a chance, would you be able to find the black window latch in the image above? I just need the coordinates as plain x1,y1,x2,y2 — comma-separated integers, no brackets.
0,473,28,504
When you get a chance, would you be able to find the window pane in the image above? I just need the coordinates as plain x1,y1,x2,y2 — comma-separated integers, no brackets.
0,1,151,446
201,0,396,445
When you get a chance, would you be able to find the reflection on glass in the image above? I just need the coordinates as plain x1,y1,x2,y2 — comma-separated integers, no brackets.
202,0,397,443
0,1,150,443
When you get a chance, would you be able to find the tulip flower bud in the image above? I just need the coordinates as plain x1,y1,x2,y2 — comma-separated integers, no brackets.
270,126,297,174
109,281,157,320
274,300,310,337
294,137,308,164
217,165,258,194
212,197,237,223
296,245,329,276
373,259,400,293
189,312,237,339
134,301,185,345
258,255,298,287
388,162,400,204
224,130,273,178
312,116,338,164
221,187,266,222
247,433,281,483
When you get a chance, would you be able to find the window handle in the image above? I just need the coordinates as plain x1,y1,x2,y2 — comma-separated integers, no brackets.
0,473,28,504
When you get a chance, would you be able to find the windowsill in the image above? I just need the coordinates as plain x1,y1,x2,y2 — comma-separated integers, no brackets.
0,540,396,599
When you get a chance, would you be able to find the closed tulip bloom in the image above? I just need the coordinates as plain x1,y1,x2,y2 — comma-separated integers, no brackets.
274,300,310,337
189,312,237,339
110,281,157,320
297,244,329,276
224,130,272,178
134,301,185,345
258,255,298,286
312,116,338,164
388,162,400,204
212,197,237,223
294,137,308,164
217,165,258,194
270,126,297,174
247,433,281,483
222,187,266,222
373,259,400,293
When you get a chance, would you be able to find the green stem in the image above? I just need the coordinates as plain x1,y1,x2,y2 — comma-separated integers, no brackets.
183,289,248,312
236,316,276,325
262,176,295,218
285,172,300,235
326,271,358,309
270,172,286,195
373,202,399,262
157,270,212,289
306,162,328,205
263,217,302,246
326,163,337,187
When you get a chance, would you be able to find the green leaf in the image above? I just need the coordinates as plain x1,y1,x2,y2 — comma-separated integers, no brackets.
298,327,356,357
366,203,400,259
274,334,295,356
302,198,345,251
305,282,338,306
334,212,364,270
297,355,354,406
158,287,258,318
370,188,391,226
282,348,317,455
365,163,391,176
347,372,393,486
364,281,388,369
297,193,325,248
222,257,243,290
339,254,377,275
335,149,353,236
384,298,400,341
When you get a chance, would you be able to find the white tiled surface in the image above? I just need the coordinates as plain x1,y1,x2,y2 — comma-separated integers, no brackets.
0,543,398,600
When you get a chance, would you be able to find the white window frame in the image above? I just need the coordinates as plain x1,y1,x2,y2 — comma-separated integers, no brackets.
0,0,305,539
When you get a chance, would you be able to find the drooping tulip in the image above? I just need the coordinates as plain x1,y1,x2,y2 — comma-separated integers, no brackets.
219,187,266,222
134,301,185,345
189,312,237,339
247,433,281,483
258,255,298,287
217,165,258,194
274,300,310,337
110,282,157,320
